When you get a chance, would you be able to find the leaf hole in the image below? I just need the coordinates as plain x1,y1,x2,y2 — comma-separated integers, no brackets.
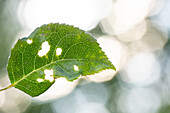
37,78,44,83
44,69,54,82
56,48,62,56
27,39,33,44
38,41,50,57
74,65,79,71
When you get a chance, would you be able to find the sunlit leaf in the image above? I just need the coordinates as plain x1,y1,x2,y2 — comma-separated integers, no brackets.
7,23,116,97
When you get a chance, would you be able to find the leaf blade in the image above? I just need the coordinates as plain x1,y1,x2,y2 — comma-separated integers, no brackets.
7,23,116,97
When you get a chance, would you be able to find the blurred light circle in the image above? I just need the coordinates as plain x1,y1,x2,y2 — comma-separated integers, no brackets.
1,88,31,113
51,89,88,113
51,83,110,113
120,52,161,86
75,103,110,113
35,78,78,101
158,0,170,29
161,58,170,105
2,105,20,113
117,20,147,42
117,88,161,113
100,0,155,35
18,0,112,31
78,83,109,104
165,58,170,76
149,0,164,16
0,88,5,107
128,20,168,52
0,75,31,113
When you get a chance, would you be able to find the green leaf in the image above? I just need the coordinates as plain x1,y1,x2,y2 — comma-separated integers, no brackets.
6,23,116,97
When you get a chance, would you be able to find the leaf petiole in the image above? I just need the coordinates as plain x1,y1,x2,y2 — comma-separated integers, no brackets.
0,84,14,91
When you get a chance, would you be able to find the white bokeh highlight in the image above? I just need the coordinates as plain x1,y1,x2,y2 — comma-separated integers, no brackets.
18,0,112,31
117,88,161,113
35,78,79,101
51,83,110,113
120,52,161,86
158,0,170,29
100,0,161,35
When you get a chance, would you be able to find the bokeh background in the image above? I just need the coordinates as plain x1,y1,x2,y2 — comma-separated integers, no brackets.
0,0,170,113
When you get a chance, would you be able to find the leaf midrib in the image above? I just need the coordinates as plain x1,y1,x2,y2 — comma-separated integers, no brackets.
12,58,112,86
